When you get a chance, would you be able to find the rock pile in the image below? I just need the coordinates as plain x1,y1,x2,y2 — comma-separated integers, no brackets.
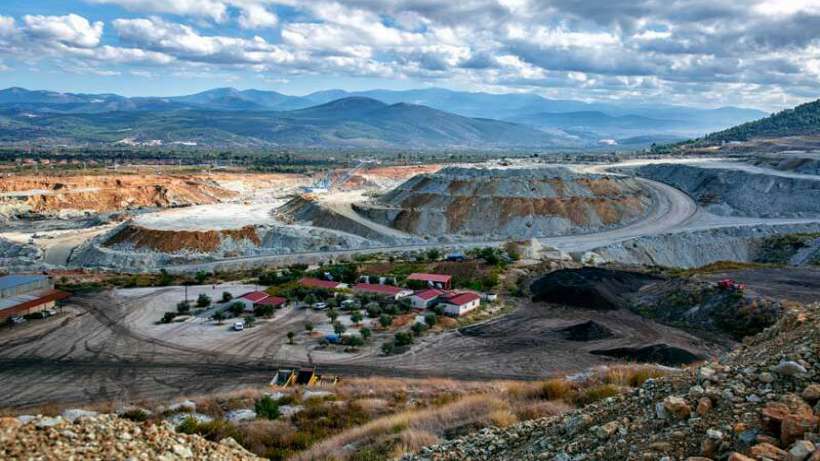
406,302,820,460
0,413,261,460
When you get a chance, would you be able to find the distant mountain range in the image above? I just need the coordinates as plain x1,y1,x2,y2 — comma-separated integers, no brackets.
0,86,769,149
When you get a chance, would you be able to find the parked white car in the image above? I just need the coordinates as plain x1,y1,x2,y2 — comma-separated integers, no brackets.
233,321,245,331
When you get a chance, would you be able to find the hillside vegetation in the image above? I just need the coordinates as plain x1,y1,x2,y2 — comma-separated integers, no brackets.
704,98,820,142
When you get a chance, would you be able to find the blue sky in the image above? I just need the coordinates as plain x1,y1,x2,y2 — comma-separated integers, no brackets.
1,1,820,110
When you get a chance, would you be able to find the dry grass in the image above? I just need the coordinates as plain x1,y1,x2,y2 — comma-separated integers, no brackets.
602,365,667,387
512,400,572,421
389,429,440,459
294,394,509,460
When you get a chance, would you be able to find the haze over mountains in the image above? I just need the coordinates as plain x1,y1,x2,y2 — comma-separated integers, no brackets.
0,87,769,149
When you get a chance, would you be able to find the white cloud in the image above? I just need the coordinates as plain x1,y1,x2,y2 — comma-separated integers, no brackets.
237,4,278,29
23,14,104,48
88,0,229,22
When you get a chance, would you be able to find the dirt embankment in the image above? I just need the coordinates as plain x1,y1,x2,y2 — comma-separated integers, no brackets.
0,174,237,215
103,223,261,253
355,167,653,239
633,163,820,217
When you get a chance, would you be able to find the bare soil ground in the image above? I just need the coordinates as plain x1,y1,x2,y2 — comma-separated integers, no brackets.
0,284,722,410
697,266,820,304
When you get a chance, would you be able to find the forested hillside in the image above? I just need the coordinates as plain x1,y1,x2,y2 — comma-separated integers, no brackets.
705,98,819,142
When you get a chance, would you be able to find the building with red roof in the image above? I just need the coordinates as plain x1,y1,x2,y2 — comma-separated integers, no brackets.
353,283,413,300
235,291,286,312
411,288,444,309
440,292,481,316
407,273,452,289
298,278,346,290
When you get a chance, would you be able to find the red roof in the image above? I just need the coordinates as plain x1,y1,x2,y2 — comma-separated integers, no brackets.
353,283,405,295
299,278,341,289
256,296,286,306
0,289,70,320
414,288,444,300
444,292,480,306
239,291,269,303
407,273,452,283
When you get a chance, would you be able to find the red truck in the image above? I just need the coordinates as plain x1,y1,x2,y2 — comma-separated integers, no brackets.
717,279,746,291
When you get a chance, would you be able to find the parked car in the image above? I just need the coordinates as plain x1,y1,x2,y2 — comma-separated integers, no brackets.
312,302,328,310
7,316,26,326
233,321,245,331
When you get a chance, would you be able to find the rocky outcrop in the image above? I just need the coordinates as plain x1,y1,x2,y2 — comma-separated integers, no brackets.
592,222,820,268
406,302,820,460
355,167,654,239
0,414,261,460
0,236,43,270
634,164,820,217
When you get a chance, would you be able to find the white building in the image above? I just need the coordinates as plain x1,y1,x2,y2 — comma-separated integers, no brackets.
410,288,443,309
440,293,481,317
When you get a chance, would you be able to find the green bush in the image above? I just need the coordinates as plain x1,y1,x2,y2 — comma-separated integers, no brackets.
176,301,191,314
196,293,212,308
379,314,393,328
255,395,280,420
395,331,413,347
221,291,233,302
161,312,177,324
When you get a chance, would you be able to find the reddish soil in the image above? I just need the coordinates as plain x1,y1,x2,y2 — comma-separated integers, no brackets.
104,224,261,253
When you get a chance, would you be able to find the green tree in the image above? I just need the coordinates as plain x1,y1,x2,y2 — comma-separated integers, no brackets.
334,321,347,335
195,271,209,284
176,301,191,314
424,312,437,328
360,327,372,341
212,311,225,324
304,322,314,332
327,309,339,323
196,293,211,308
395,331,414,347
158,269,173,286
254,395,280,420
412,322,427,335
221,291,233,302
243,315,256,328
379,314,393,328
287,331,295,344
426,248,441,261
350,310,364,323
229,302,244,317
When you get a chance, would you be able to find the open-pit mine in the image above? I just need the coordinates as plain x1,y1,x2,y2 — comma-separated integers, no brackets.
3,157,820,272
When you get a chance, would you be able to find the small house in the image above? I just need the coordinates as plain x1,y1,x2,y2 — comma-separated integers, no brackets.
407,273,452,290
440,292,481,317
236,291,283,312
411,288,444,309
353,283,413,300
299,278,347,290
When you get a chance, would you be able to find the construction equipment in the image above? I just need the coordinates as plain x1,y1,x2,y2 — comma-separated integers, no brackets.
301,159,379,195
270,367,337,389
717,279,746,291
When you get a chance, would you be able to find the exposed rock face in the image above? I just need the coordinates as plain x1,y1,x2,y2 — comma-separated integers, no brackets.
0,175,235,216
355,167,653,239
592,223,820,268
0,236,42,268
70,221,375,270
590,344,703,366
633,164,820,217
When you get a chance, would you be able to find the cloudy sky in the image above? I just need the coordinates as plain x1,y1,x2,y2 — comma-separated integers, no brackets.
1,0,819,110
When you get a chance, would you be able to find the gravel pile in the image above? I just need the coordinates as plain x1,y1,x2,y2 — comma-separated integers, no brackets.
0,413,262,460
406,302,820,460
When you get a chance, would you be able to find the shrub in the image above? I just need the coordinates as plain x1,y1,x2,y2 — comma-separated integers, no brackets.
360,327,372,341
255,395,280,420
243,315,256,328
287,331,295,344
254,304,274,317
196,293,212,308
394,331,413,347
381,341,395,354
411,322,427,335
304,322,314,332
573,384,619,406
342,335,365,347
424,313,437,327
379,314,393,328
539,379,574,401
212,311,225,324
176,301,191,314
334,321,347,335
327,309,339,322
176,416,199,434
195,271,209,284
351,310,364,323
161,312,177,324
221,291,233,302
